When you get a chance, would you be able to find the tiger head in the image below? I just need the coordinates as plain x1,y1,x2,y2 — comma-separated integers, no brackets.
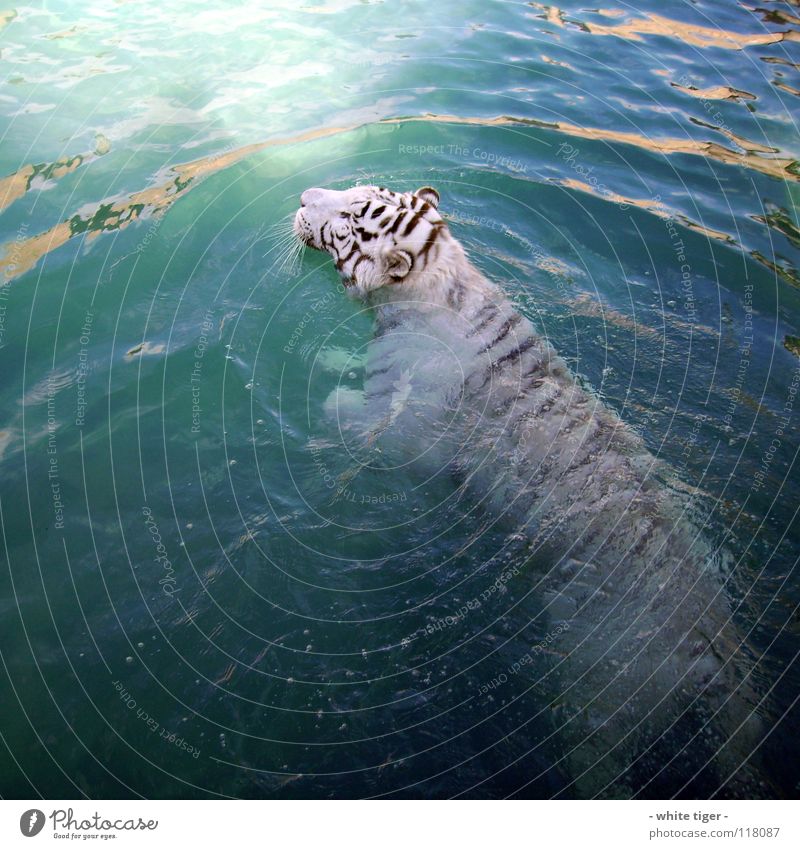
294,184,456,298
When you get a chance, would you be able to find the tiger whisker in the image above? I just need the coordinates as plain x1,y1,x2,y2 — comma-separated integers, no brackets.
261,212,301,265
266,229,304,272
273,235,304,276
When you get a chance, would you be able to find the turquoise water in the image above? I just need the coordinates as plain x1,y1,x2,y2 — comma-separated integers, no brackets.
1,0,799,798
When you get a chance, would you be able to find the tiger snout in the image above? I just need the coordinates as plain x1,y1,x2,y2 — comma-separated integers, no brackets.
293,187,342,250
300,187,328,207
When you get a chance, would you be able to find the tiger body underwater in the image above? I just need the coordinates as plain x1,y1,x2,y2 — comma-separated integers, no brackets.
293,183,764,797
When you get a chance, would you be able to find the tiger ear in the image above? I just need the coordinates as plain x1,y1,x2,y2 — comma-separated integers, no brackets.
414,186,439,208
384,247,413,281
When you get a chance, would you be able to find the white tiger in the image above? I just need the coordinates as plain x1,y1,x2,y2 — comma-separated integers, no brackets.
294,183,764,797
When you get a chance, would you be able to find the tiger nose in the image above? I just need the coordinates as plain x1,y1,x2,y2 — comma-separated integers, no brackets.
300,188,325,207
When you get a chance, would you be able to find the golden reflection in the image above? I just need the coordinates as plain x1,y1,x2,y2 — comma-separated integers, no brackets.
528,3,799,50
44,25,81,40
541,54,575,70
775,80,800,97
751,250,800,288
753,203,800,249
688,118,777,154
0,429,12,462
2,114,796,282
0,134,111,213
671,83,755,101
679,218,736,244
565,291,662,339
125,341,166,359
0,125,347,280
0,158,81,213
762,55,800,71
559,177,735,244
756,7,800,28
0,9,16,30
560,177,667,214
390,113,799,182
564,291,716,339
533,255,575,277
785,335,800,357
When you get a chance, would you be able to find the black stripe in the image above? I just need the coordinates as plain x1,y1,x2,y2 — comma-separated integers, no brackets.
336,231,350,246
466,303,499,336
342,244,360,263
389,212,407,234
320,222,332,248
351,254,369,274
447,281,466,310
375,314,403,337
336,245,361,269
478,313,522,353
522,360,545,379
418,222,443,264
366,364,393,379
493,374,546,415
492,335,537,369
470,335,538,392
402,210,425,237
370,205,386,219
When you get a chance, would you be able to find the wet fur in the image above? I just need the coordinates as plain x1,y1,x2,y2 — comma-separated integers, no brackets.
295,184,765,797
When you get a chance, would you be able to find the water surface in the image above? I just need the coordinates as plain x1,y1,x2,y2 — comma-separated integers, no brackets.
1,0,799,798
